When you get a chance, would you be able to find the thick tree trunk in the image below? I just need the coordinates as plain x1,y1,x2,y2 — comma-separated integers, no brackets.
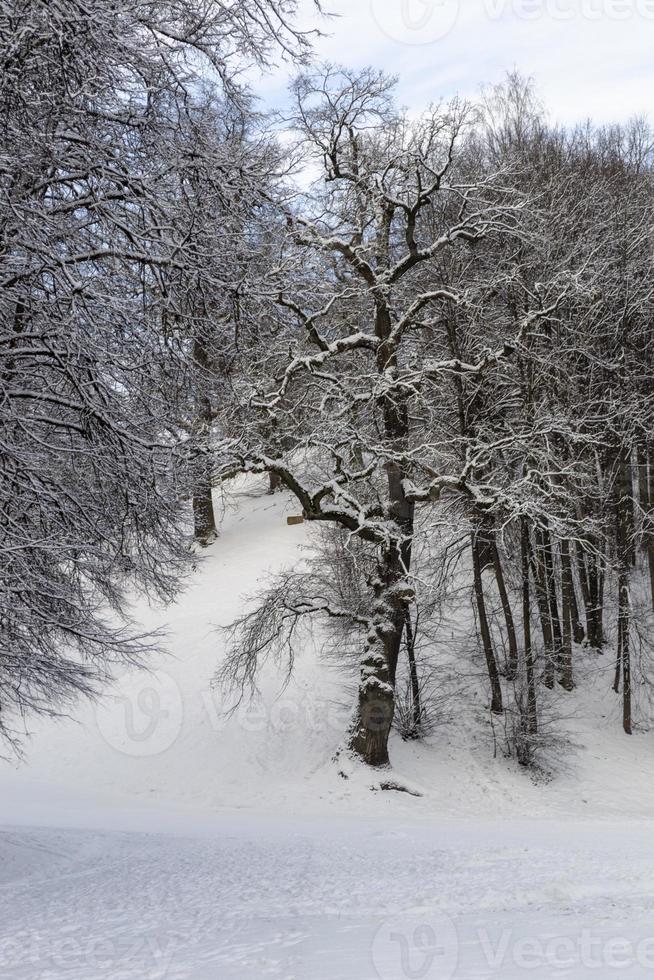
349,298,414,767
349,534,408,766
350,646,396,767
192,477,218,546
472,533,503,714
268,471,282,494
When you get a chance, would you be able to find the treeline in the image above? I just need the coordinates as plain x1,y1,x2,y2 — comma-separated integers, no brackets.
2,2,653,772
0,0,313,747
214,70,654,770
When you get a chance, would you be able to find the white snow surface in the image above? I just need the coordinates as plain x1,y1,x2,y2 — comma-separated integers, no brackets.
2,478,654,979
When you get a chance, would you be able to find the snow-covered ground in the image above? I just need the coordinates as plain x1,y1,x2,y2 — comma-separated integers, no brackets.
2,479,654,979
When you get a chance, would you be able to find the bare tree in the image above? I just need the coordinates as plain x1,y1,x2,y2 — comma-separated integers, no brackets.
217,67,560,768
0,0,315,745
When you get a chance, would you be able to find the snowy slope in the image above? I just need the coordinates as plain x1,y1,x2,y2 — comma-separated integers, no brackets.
4,815,654,980
3,477,654,979
2,475,653,823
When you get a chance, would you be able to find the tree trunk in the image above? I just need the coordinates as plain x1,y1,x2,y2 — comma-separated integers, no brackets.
349,297,415,767
540,526,563,668
192,399,218,547
404,607,422,735
532,532,555,687
647,445,654,612
192,476,218,547
350,646,396,767
268,471,282,494
191,339,218,547
585,548,605,650
491,538,519,680
472,533,503,714
519,517,538,764
559,538,574,691
349,534,408,766
637,443,654,611
620,574,632,735
569,567,585,645
615,446,633,734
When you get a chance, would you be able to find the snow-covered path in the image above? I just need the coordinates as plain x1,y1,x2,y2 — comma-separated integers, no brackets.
3,813,654,980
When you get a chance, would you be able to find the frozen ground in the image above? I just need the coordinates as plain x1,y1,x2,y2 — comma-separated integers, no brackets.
4,814,654,979
2,479,654,979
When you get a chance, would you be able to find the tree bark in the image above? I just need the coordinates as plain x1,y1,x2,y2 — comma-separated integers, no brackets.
615,446,633,734
491,537,519,680
569,568,585,645
559,538,574,690
532,531,556,687
191,339,218,546
637,443,654,611
192,473,218,546
349,294,415,766
522,522,538,733
539,525,563,668
585,546,605,650
472,533,503,714
268,471,282,494
404,607,422,736
350,646,396,767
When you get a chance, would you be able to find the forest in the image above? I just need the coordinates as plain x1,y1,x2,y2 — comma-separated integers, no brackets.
4,3,654,979
2,0,654,776
5,0,654,766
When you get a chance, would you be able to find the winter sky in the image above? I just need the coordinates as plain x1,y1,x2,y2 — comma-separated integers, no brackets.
256,0,654,124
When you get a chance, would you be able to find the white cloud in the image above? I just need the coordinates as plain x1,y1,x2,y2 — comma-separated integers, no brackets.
254,0,654,124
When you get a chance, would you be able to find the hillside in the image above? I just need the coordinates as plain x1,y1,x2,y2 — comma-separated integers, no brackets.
2,482,654,979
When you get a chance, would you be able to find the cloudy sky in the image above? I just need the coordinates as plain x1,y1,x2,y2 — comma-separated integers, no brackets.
257,0,654,124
